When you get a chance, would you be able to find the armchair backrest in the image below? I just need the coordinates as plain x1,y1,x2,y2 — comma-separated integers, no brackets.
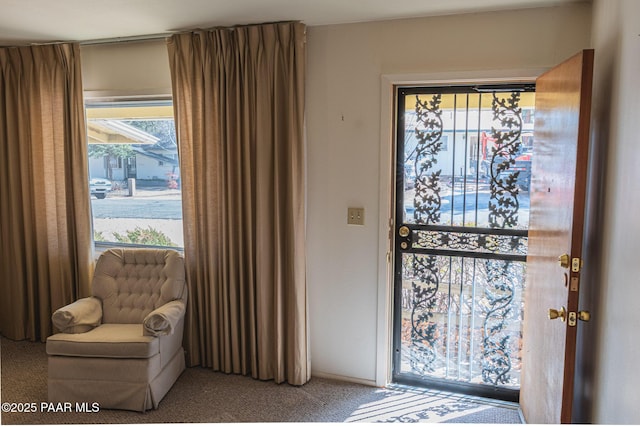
92,248,187,324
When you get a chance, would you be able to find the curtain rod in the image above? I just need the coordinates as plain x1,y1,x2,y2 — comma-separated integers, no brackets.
0,33,172,48
79,33,174,46
12,21,303,47
70,21,303,46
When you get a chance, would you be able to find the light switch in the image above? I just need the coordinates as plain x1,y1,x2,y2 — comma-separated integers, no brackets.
347,207,365,225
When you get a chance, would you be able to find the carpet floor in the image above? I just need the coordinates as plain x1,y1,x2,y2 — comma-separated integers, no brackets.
0,337,522,424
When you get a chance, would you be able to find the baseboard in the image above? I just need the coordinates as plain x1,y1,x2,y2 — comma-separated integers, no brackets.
310,371,378,387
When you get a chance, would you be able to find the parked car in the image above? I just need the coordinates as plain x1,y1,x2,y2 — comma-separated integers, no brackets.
496,152,532,191
89,178,112,199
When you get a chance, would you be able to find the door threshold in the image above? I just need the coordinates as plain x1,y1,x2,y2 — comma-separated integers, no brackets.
382,382,523,423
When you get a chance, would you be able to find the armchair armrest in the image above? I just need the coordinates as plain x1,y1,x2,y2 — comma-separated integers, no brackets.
52,297,102,334
143,300,186,336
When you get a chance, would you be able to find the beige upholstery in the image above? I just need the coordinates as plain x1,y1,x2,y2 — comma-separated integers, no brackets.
46,248,187,412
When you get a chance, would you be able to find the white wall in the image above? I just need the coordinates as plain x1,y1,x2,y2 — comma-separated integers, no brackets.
589,0,640,423
305,4,592,384
136,155,176,180
81,39,171,98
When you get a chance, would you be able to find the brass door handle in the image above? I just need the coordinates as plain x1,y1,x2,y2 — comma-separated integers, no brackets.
548,307,567,322
578,310,591,322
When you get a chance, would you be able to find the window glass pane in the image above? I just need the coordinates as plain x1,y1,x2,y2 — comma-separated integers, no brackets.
401,90,534,229
86,101,183,248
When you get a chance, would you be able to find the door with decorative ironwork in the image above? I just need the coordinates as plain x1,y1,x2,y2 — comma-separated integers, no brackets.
392,85,535,400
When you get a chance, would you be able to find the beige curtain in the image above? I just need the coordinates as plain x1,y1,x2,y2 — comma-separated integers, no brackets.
0,43,93,342
167,22,309,385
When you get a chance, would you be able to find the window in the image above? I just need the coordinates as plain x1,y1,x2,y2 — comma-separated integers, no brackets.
86,100,183,248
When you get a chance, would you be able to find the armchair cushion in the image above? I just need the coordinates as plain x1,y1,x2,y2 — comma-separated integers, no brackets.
47,324,158,358
52,297,102,334
143,300,186,336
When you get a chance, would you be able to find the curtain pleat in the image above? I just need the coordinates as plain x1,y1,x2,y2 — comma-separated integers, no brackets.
0,44,93,342
168,22,309,385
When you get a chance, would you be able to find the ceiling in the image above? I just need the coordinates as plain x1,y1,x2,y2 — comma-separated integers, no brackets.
0,0,586,45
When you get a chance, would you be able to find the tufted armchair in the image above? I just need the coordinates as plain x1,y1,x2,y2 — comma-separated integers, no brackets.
46,248,187,412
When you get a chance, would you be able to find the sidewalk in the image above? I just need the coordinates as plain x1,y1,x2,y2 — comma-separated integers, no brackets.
110,187,181,198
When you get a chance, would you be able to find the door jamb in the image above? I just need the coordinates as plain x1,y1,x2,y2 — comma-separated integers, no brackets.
375,68,547,387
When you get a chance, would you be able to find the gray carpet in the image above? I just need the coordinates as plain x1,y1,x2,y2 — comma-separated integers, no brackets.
0,337,522,424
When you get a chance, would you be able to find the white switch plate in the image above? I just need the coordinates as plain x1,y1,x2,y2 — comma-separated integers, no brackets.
347,207,365,225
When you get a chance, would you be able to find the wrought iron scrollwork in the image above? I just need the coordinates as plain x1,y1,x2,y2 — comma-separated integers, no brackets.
407,94,446,374
408,255,439,375
413,94,444,225
482,259,519,385
414,230,528,257
488,92,523,229
481,91,526,386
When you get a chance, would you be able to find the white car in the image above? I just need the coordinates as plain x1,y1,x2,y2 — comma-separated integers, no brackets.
89,178,112,199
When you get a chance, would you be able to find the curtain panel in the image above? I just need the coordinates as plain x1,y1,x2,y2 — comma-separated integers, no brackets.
167,22,309,385
0,43,93,341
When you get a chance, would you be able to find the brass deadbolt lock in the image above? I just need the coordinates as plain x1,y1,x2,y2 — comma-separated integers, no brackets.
558,254,570,269
398,226,410,238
